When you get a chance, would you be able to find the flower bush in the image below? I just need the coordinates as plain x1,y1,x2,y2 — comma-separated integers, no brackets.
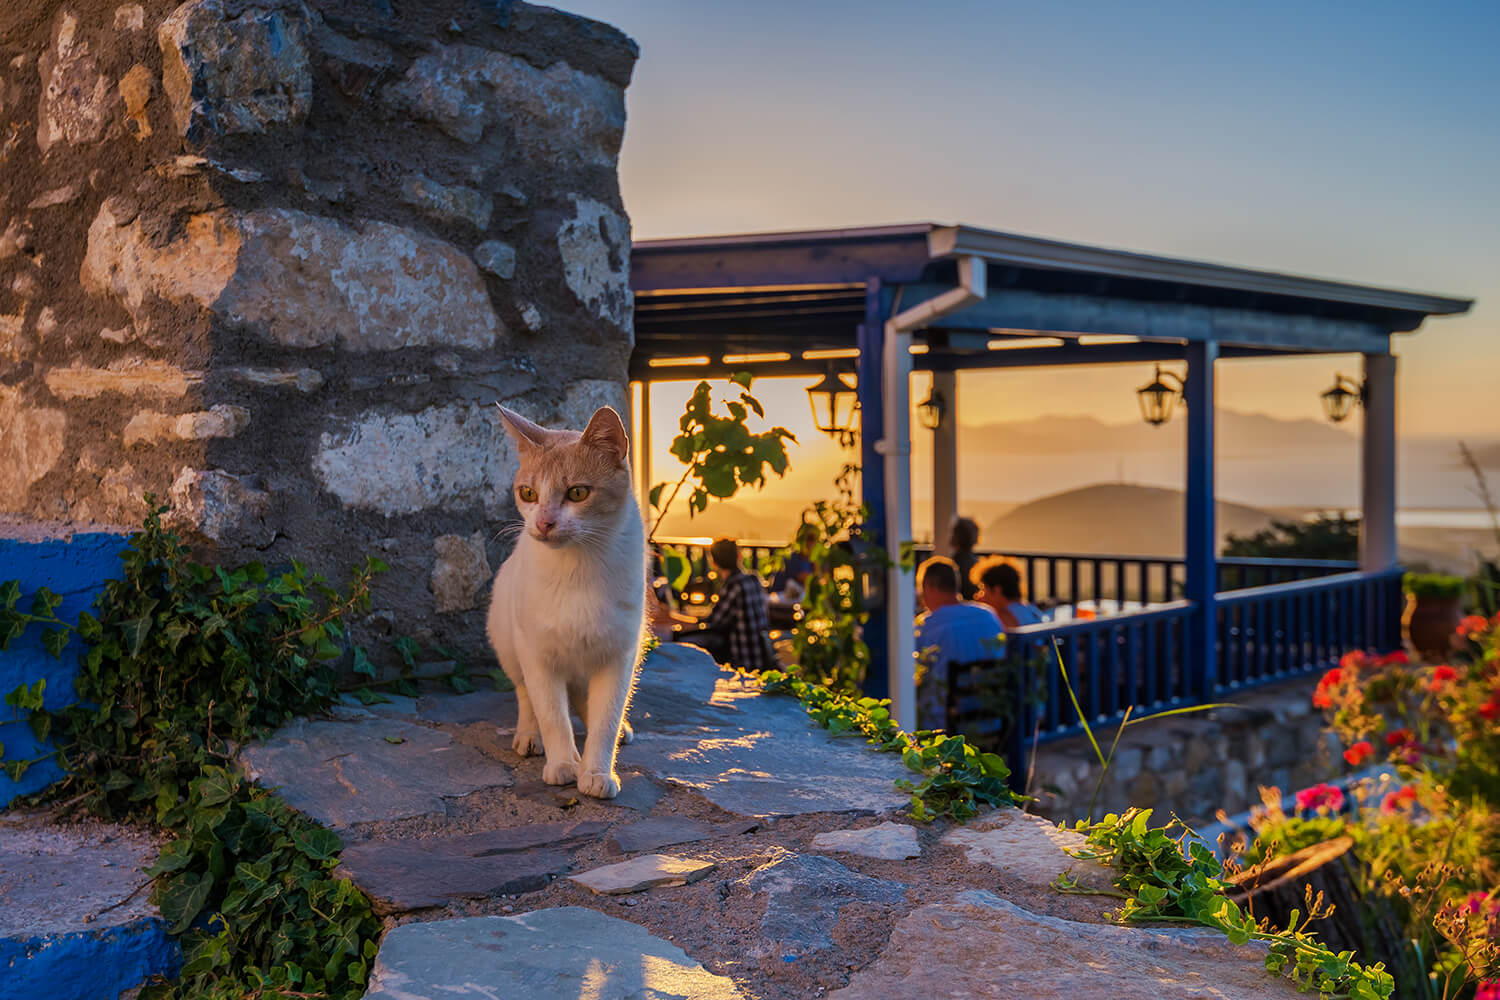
1244,614,1500,998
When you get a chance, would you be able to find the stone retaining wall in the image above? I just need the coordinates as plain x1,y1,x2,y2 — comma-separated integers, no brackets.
0,0,637,657
1029,676,1335,826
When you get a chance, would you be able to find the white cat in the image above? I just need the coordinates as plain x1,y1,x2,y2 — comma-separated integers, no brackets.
485,403,645,799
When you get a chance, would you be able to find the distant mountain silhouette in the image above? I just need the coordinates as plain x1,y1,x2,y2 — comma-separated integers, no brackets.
984,484,1276,557
960,410,1355,456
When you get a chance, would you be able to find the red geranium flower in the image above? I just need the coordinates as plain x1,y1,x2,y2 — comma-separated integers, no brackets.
1429,664,1459,691
1339,650,1367,672
1320,667,1343,688
1459,614,1490,637
1343,741,1374,766
1385,728,1414,747
1295,783,1345,813
1380,786,1418,814
1312,688,1332,709
1376,650,1410,667
1480,699,1500,722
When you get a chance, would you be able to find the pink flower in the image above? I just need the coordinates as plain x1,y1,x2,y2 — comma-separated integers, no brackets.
1385,728,1414,747
1464,891,1493,916
1343,741,1374,767
1295,783,1345,813
1477,981,1500,1000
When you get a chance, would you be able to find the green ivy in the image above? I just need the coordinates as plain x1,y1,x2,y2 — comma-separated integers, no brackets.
1057,808,1395,1000
760,669,1023,821
1,503,387,998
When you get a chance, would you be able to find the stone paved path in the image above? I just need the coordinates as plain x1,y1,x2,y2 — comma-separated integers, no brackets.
232,643,1308,1000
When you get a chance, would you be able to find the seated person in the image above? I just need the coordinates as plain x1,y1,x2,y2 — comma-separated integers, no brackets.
949,516,981,600
913,556,1002,729
970,556,1045,631
664,538,778,671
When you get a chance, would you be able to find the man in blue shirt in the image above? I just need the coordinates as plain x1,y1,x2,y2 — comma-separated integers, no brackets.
914,556,1002,729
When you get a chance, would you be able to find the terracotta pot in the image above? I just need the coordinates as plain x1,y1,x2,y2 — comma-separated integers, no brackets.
1402,594,1463,660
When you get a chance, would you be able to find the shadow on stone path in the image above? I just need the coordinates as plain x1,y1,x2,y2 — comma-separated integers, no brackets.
233,643,1308,1000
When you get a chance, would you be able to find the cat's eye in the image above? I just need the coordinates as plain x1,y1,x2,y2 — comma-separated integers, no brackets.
516,485,537,503
566,485,591,502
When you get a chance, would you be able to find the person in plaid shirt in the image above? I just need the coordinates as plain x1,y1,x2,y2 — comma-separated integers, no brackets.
670,538,778,671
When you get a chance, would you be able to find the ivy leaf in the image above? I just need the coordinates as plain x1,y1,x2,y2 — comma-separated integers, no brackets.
394,636,420,669
159,871,214,933
41,627,70,658
291,826,343,861
450,672,476,694
5,679,45,711
351,687,389,706
0,579,19,611
28,587,62,618
193,769,237,808
351,647,376,678
121,616,153,658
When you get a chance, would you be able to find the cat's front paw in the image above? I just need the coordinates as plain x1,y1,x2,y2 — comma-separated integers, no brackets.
577,770,621,799
618,721,634,745
541,755,580,786
512,728,543,757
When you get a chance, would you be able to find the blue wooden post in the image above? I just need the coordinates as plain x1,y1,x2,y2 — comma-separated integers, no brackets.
859,279,891,699
1184,340,1219,699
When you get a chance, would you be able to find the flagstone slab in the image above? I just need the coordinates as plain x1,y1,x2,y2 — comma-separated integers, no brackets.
738,852,908,957
569,853,716,895
827,890,1299,999
239,717,510,828
811,821,920,860
626,645,911,817
363,907,744,999
338,821,608,914
942,808,1115,892
604,816,758,855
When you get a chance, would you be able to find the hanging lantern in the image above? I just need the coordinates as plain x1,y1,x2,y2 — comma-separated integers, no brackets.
806,370,857,438
1137,365,1185,426
1320,374,1364,423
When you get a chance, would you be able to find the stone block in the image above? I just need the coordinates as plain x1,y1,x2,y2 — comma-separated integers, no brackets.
312,403,518,516
557,196,631,329
738,852,907,957
942,809,1114,893
0,389,66,507
430,530,493,613
82,202,503,352
828,890,1302,999
364,909,742,1000
474,239,516,279
167,467,271,543
118,63,153,139
811,821,920,860
223,366,324,392
123,404,249,447
402,174,493,231
385,44,624,166
604,816,757,855
37,12,111,153
114,5,146,31
157,0,312,137
570,853,715,895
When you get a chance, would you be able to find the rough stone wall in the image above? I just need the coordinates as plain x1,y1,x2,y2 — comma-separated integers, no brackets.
0,0,637,657
1030,677,1337,826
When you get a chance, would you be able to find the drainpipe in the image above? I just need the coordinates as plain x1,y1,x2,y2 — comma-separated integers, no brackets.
876,256,987,730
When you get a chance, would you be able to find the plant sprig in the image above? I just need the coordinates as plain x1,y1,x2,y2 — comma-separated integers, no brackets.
1059,808,1395,1000
760,668,1023,821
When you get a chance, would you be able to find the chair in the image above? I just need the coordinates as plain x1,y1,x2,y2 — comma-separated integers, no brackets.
944,657,1034,793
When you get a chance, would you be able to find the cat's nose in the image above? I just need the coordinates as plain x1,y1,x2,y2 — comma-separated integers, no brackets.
536,517,556,537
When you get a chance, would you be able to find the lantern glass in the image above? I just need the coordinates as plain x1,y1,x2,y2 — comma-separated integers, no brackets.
917,388,946,430
806,371,857,436
1321,379,1358,423
1136,367,1178,426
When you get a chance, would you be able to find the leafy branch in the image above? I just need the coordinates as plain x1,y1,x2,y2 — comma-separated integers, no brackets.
1057,808,1395,1000
760,669,1023,821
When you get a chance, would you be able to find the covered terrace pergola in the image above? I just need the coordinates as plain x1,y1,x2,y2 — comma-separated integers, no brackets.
629,223,1472,733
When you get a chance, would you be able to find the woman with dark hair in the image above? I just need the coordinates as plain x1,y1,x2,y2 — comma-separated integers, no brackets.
970,555,1045,631
949,516,981,600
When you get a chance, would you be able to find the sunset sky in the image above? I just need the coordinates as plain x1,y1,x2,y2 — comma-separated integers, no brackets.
566,0,1499,518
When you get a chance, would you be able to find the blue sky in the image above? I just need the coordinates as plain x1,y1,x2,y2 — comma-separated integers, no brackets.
567,0,1499,438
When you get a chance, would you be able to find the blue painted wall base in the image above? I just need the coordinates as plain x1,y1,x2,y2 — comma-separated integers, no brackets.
0,918,181,1000
1,532,127,808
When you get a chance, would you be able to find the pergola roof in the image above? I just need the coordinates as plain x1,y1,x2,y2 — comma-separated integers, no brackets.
630,223,1472,379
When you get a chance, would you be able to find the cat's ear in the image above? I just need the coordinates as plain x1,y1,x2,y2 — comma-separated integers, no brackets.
496,404,548,453
580,406,629,466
